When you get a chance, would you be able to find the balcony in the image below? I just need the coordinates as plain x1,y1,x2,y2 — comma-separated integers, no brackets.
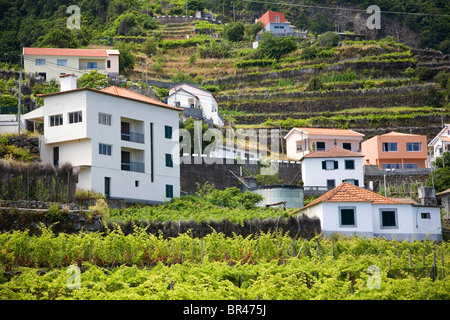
121,131,145,144
121,161,145,173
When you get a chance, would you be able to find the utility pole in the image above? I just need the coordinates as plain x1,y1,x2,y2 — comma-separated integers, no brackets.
233,3,236,22
186,0,188,18
18,53,23,134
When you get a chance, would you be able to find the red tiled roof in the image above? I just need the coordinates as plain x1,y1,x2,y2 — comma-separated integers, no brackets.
301,182,403,210
23,47,109,57
257,10,289,28
302,146,363,158
294,127,364,137
38,86,183,111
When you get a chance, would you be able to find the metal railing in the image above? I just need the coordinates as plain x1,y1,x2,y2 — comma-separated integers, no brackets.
121,131,145,144
121,161,145,173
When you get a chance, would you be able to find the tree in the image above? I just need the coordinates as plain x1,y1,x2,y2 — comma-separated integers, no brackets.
114,41,136,72
38,27,80,48
141,37,158,56
77,70,109,89
317,31,341,48
258,32,298,60
428,152,450,193
309,13,333,35
221,22,245,42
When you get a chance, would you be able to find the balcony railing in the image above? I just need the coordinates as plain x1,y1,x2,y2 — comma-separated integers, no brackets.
121,131,145,144
121,161,145,173
79,66,106,70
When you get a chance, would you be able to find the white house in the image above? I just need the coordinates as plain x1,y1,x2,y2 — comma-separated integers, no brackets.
299,182,442,241
167,83,224,127
284,127,364,161
301,146,364,190
23,75,183,204
23,47,120,83
428,124,450,164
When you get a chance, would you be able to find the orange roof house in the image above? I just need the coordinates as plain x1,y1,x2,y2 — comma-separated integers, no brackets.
361,131,428,169
23,47,120,82
284,127,364,160
257,10,290,28
298,182,442,241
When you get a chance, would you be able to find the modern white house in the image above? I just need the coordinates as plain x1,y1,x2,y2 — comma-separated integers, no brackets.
428,124,450,164
23,74,183,203
23,47,120,83
167,83,224,127
301,146,364,190
299,182,442,241
284,127,364,161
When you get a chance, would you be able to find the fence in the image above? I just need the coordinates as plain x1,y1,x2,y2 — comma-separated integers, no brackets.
0,160,78,202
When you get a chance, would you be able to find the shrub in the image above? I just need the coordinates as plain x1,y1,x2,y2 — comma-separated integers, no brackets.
306,76,324,91
317,31,341,48
258,32,298,60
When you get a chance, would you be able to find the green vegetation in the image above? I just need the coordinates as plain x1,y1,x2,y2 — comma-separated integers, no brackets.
0,228,448,300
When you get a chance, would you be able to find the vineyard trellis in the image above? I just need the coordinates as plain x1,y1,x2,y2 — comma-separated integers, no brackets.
0,160,77,202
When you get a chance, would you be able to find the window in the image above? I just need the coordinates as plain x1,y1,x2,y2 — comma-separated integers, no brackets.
380,209,397,228
382,142,398,152
327,179,335,189
296,142,303,152
322,160,338,170
165,153,173,167
135,180,139,187
406,142,422,152
339,207,356,227
68,111,82,124
342,142,352,151
404,163,419,169
98,113,112,126
382,163,402,169
274,15,280,23
99,143,112,156
165,125,173,139
35,59,46,66
421,212,431,219
87,62,97,69
107,60,111,68
343,179,359,186
166,184,174,198
38,72,46,81
345,160,355,170
57,59,67,66
49,114,63,127
316,142,325,151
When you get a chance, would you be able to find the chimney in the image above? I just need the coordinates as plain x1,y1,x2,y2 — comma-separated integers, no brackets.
59,73,77,92
418,187,438,206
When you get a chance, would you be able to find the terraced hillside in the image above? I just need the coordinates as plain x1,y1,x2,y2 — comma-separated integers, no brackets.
132,23,450,140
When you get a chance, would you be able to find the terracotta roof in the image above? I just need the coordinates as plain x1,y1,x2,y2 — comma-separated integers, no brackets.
302,146,363,159
23,47,109,57
381,131,423,137
301,182,403,210
440,136,450,142
436,188,450,196
59,73,75,78
289,127,364,137
38,86,183,111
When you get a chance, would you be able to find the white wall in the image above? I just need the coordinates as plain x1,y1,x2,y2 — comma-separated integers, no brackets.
302,156,364,187
37,89,180,203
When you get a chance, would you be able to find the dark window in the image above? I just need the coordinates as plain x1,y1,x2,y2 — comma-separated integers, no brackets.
99,143,112,156
340,208,356,226
327,179,335,189
107,60,111,68
68,111,82,124
421,212,431,219
98,113,112,126
105,177,111,198
49,114,63,127
381,210,397,228
166,184,173,198
382,142,398,152
316,141,325,151
165,125,173,139
135,180,139,187
345,160,355,170
53,147,59,167
342,142,351,150
165,153,173,167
